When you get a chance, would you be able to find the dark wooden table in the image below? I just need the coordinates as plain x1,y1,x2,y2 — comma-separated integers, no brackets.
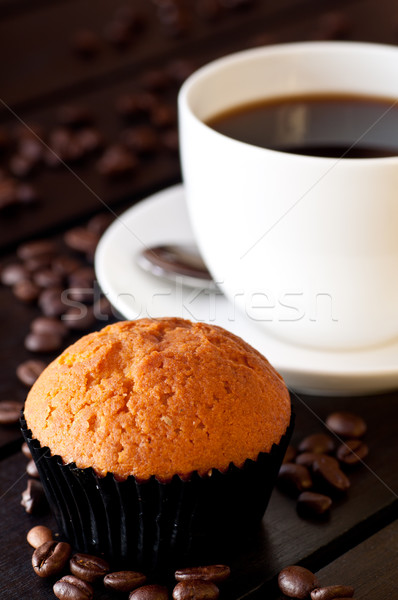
1,1,398,598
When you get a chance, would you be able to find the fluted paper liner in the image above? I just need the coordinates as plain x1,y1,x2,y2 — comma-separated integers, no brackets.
21,413,294,573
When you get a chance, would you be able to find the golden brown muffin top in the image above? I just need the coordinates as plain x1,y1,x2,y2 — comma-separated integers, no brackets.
24,318,291,481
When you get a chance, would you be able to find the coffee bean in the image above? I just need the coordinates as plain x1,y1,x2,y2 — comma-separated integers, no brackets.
167,58,196,83
296,453,339,470
175,565,230,583
52,255,82,277
326,412,367,438
0,400,23,424
93,296,115,319
298,433,335,454
121,126,159,155
54,575,94,600
67,287,94,303
38,288,66,317
33,269,64,289
278,463,313,496
313,456,351,493
63,306,96,330
16,183,40,205
1,263,29,286
21,441,32,459
104,571,147,592
311,585,355,599
27,525,53,548
0,178,17,208
115,92,156,118
27,459,40,478
77,128,104,154
9,153,37,177
64,228,100,254
17,240,57,261
13,279,41,303
18,136,43,162
297,491,332,516
31,316,68,338
25,331,63,353
70,553,109,582
278,565,318,599
24,254,53,273
283,445,297,464
21,479,46,514
150,104,177,128
32,541,72,578
161,129,179,153
336,439,369,466
173,580,219,600
97,144,138,177
129,585,169,600
87,213,114,236
68,266,96,287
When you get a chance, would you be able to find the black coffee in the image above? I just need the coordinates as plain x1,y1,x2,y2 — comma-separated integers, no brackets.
207,94,398,158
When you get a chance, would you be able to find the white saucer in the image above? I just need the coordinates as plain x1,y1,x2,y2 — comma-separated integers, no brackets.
95,184,398,396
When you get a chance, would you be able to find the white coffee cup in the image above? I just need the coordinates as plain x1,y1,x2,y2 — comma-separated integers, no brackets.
178,41,398,351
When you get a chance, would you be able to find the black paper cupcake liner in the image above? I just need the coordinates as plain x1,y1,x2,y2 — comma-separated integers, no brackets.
21,412,294,574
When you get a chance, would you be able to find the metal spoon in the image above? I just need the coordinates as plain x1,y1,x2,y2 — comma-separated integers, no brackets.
137,243,217,290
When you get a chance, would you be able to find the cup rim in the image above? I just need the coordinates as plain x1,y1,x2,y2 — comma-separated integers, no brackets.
178,40,398,164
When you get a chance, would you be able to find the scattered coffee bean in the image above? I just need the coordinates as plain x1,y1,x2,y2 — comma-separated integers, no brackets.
336,439,369,466
161,128,179,153
150,104,177,128
13,279,41,303
17,359,46,386
0,400,23,424
278,565,319,599
26,459,40,478
38,288,66,317
31,316,68,338
283,445,297,464
175,565,230,583
21,479,46,514
17,240,57,261
87,213,114,236
122,126,159,155
298,433,335,455
24,254,53,273
129,584,169,600
326,412,367,438
1,263,29,286
9,153,37,177
311,584,355,599
104,571,147,592
33,268,64,289
97,144,138,177
21,441,32,459
173,580,219,600
32,540,72,578
77,127,104,154
313,457,351,493
297,491,332,516
0,178,17,208
52,255,82,276
278,463,313,496
296,453,339,470
16,183,40,205
27,525,53,548
54,575,94,600
24,331,63,353
64,227,100,254
93,296,114,319
70,553,110,582
63,306,96,330
115,92,156,118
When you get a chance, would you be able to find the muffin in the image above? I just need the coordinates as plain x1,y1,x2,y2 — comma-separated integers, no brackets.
22,318,292,571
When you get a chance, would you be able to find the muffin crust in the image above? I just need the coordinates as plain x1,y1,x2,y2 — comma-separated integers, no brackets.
24,318,291,481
